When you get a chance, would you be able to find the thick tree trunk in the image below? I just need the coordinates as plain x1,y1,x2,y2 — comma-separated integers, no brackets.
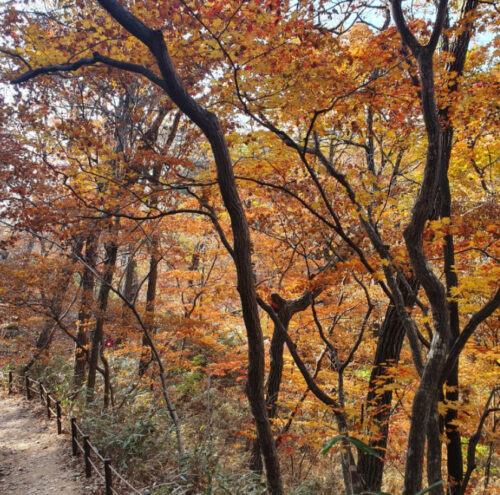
206,123,283,493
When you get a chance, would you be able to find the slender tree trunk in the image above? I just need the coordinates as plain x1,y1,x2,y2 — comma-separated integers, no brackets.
122,247,138,313
100,345,114,409
138,239,159,376
86,239,118,404
441,127,463,493
250,292,311,473
427,400,444,495
75,233,98,386
437,1,478,489
358,278,418,490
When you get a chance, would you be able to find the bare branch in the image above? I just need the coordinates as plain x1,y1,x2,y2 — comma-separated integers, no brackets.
390,0,422,55
11,52,166,90
257,297,340,408
443,287,500,383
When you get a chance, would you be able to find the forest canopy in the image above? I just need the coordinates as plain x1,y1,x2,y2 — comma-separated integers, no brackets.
0,0,498,494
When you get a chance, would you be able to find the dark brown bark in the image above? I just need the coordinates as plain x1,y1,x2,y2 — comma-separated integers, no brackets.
75,233,98,386
122,249,138,310
250,292,312,473
138,241,159,376
391,1,451,492
438,1,479,490
86,239,118,404
357,277,418,490
426,401,444,495
82,1,283,489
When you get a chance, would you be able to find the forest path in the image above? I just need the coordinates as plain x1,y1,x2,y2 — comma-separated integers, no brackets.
0,393,88,494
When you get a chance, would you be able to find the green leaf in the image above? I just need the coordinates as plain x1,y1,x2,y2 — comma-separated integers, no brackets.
322,434,342,454
322,434,382,459
414,480,444,495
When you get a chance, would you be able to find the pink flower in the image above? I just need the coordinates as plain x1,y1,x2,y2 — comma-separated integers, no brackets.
103,337,115,348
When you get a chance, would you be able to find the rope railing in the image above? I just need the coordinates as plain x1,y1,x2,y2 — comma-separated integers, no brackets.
3,370,150,495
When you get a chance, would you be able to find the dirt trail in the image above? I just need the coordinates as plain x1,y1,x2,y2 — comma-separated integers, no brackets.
0,393,88,494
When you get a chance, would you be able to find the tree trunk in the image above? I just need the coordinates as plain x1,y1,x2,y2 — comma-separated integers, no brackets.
427,400,444,495
138,240,159,376
75,233,98,386
122,247,138,313
250,292,310,473
357,279,418,489
86,239,118,404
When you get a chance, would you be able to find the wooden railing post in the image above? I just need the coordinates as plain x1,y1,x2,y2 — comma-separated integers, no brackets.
39,382,44,404
46,394,51,419
56,401,62,434
25,375,31,400
83,435,91,478
104,458,112,495
71,418,78,456
8,371,12,394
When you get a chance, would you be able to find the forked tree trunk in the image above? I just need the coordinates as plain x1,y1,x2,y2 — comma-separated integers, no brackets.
250,292,311,473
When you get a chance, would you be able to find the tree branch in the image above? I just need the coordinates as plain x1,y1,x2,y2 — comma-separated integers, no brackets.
11,52,166,90
257,297,340,408
390,0,422,55
442,287,500,384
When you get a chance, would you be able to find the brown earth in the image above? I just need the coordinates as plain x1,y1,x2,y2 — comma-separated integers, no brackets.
0,393,92,494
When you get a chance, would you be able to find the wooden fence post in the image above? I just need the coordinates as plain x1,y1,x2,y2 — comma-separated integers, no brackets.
104,458,112,495
83,435,91,478
71,418,78,456
56,401,62,434
2,369,142,493
25,375,31,400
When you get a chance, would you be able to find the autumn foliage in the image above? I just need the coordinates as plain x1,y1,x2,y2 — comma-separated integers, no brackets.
0,0,498,494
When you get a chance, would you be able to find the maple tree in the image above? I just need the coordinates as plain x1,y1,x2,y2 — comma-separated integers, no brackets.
1,0,499,494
